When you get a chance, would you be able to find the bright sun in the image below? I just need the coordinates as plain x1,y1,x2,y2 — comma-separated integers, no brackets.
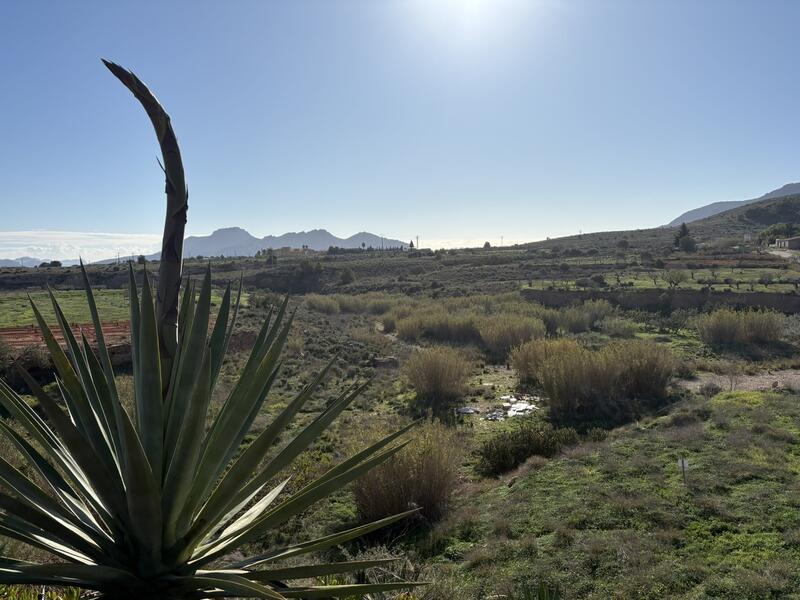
409,0,526,48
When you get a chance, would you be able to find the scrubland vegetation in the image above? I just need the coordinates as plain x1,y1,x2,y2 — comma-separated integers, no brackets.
4,236,800,598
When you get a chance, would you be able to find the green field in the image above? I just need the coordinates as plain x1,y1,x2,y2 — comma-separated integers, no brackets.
0,289,244,328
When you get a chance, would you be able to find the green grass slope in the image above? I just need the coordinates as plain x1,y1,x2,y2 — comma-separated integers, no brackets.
436,390,800,598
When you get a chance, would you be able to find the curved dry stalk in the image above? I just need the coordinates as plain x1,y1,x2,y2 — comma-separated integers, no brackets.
102,59,187,380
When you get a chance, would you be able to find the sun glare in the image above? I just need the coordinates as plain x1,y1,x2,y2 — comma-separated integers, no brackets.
407,0,535,54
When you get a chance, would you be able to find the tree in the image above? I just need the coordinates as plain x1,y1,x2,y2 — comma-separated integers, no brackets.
483,241,491,249
0,59,416,600
662,270,689,288
409,240,414,249
340,267,355,284
674,222,691,248
137,254,146,264
616,239,630,250
678,236,697,252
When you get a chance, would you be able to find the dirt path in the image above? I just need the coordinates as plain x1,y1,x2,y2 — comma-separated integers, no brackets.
680,369,800,393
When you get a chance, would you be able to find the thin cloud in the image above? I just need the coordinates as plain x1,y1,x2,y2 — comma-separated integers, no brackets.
0,231,161,263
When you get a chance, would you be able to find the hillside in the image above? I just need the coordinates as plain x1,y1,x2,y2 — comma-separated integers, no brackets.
667,182,800,226
526,193,800,254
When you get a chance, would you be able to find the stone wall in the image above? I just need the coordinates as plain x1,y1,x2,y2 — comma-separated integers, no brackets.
521,287,800,313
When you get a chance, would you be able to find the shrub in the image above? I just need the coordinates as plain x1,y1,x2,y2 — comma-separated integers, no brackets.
476,420,578,476
699,381,722,398
742,310,784,343
696,309,785,346
305,293,339,314
382,315,396,333
515,339,675,429
582,299,614,324
599,316,637,338
354,421,461,522
479,316,546,362
557,306,592,333
339,267,355,284
404,346,469,409
510,339,582,385
368,298,393,315
335,294,368,313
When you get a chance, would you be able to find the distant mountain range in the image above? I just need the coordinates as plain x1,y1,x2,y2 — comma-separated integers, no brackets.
667,182,800,226
144,228,408,260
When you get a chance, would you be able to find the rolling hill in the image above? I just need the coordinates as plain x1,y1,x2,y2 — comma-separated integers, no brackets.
527,193,800,254
667,182,800,226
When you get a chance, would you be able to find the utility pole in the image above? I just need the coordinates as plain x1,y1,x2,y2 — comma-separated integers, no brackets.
501,235,504,247
416,235,419,249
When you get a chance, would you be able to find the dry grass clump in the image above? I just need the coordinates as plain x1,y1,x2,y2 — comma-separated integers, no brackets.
354,420,461,522
512,339,675,428
478,315,546,361
396,310,480,344
304,293,339,315
510,339,581,385
404,346,469,408
599,316,637,338
696,309,785,346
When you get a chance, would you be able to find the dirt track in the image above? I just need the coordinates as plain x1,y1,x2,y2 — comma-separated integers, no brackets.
681,369,800,393
0,321,131,351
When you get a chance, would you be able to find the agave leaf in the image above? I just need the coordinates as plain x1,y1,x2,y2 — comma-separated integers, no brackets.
164,267,211,459
280,583,428,598
208,282,232,387
191,441,409,566
28,298,107,455
185,302,291,516
243,559,399,581
186,359,334,546
172,573,286,599
0,561,138,587
0,420,110,544
4,371,127,530
0,493,107,564
162,344,213,547
230,509,419,569
79,261,125,451
0,518,94,565
211,378,369,520
202,478,290,550
136,269,164,482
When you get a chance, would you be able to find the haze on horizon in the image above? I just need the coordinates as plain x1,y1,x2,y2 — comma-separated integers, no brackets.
2,0,800,261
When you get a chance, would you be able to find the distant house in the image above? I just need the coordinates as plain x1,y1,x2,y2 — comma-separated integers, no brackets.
775,236,800,249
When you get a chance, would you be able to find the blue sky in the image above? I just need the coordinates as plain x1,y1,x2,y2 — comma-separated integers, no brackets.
2,0,800,259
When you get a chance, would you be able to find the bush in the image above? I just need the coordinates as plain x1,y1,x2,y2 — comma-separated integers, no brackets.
404,346,469,410
513,339,675,429
382,315,396,334
354,421,461,522
476,420,578,476
304,293,339,315
335,294,368,314
510,339,582,385
696,309,785,346
479,316,546,362
699,381,722,398
599,316,637,338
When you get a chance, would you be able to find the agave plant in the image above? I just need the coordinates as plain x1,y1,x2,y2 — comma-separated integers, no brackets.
0,61,420,599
